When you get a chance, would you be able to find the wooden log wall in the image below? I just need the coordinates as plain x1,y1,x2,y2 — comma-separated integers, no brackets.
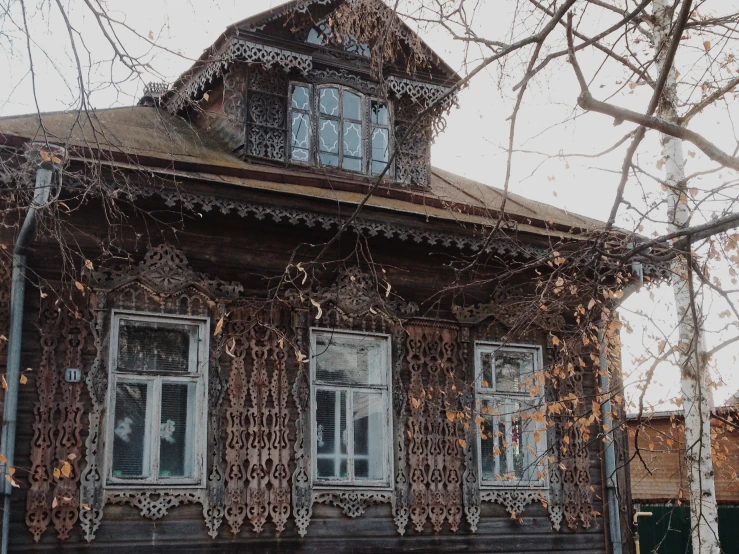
1,196,609,553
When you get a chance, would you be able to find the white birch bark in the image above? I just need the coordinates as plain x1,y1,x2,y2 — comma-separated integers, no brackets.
653,1,720,552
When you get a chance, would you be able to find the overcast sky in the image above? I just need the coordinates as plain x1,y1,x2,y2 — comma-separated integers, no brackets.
2,0,737,410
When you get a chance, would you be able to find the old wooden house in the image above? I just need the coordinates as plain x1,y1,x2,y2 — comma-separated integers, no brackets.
0,0,634,552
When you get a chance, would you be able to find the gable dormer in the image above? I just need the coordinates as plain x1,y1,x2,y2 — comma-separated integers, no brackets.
165,0,460,189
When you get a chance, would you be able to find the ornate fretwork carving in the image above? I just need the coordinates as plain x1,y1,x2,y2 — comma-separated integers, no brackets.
167,37,311,114
546,363,594,531
79,293,107,542
313,490,392,518
291,309,312,537
204,304,227,538
244,65,289,162
51,303,89,540
394,97,432,189
452,285,566,332
223,307,291,535
78,181,550,261
392,326,410,535
26,300,62,542
288,266,418,321
88,244,242,298
307,68,383,96
386,76,453,107
406,325,464,533
559,423,594,530
106,490,206,520
81,244,231,541
480,489,543,516
26,295,91,542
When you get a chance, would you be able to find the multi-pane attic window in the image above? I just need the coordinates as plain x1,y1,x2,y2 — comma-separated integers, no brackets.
289,83,391,176
475,344,547,486
310,330,392,487
106,313,208,486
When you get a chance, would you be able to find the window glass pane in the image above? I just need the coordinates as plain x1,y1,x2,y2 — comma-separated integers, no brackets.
314,333,386,385
372,128,388,163
343,91,361,120
316,389,348,479
372,161,387,175
510,401,524,479
480,411,496,481
291,112,311,161
319,88,340,115
343,122,363,158
319,119,339,153
353,392,384,480
291,85,311,111
343,157,362,172
480,351,493,388
371,101,389,125
320,153,339,167
159,382,196,478
495,351,535,392
112,382,149,478
118,320,195,372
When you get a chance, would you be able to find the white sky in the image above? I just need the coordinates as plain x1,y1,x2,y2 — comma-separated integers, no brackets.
2,0,738,410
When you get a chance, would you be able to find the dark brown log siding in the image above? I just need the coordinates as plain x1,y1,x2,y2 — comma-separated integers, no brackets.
4,198,608,552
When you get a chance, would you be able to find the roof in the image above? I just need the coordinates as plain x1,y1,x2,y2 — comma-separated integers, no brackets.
0,106,604,237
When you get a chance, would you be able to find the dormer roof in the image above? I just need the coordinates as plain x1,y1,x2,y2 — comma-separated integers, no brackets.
164,0,461,115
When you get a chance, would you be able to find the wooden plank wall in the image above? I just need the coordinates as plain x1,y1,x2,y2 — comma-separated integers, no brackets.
3,196,608,552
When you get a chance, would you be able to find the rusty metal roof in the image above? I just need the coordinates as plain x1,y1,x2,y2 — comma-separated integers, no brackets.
0,106,604,236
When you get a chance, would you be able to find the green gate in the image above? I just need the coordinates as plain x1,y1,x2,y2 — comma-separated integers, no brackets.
637,505,739,554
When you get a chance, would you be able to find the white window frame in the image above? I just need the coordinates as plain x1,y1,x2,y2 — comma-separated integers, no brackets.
104,311,209,489
309,328,394,490
288,82,393,177
474,341,547,489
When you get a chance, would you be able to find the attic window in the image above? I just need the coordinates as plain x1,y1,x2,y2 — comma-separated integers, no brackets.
306,18,371,58
289,83,391,176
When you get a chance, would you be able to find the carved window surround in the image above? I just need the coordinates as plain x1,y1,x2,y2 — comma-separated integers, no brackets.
79,245,241,542
289,267,416,536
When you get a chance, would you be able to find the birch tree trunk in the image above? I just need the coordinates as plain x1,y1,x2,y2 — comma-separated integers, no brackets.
653,1,720,552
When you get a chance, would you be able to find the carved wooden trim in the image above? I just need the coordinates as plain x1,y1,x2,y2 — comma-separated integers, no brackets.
313,490,392,518
106,490,206,520
291,309,312,537
51,302,89,539
223,306,291,535
406,324,464,533
80,244,233,541
26,299,62,542
87,243,243,299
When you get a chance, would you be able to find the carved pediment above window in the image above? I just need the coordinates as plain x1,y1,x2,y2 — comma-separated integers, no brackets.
452,286,565,331
87,244,243,299
287,266,418,320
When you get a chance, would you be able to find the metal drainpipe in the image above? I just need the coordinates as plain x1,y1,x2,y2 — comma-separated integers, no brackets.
0,143,65,554
599,260,644,554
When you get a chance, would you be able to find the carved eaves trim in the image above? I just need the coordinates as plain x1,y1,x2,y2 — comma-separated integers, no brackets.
106,184,549,260
167,38,313,114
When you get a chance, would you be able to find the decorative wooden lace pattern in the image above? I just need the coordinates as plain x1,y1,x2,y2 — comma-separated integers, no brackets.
406,324,464,533
26,299,62,542
79,244,240,541
222,306,291,535
555,364,595,530
25,294,90,542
